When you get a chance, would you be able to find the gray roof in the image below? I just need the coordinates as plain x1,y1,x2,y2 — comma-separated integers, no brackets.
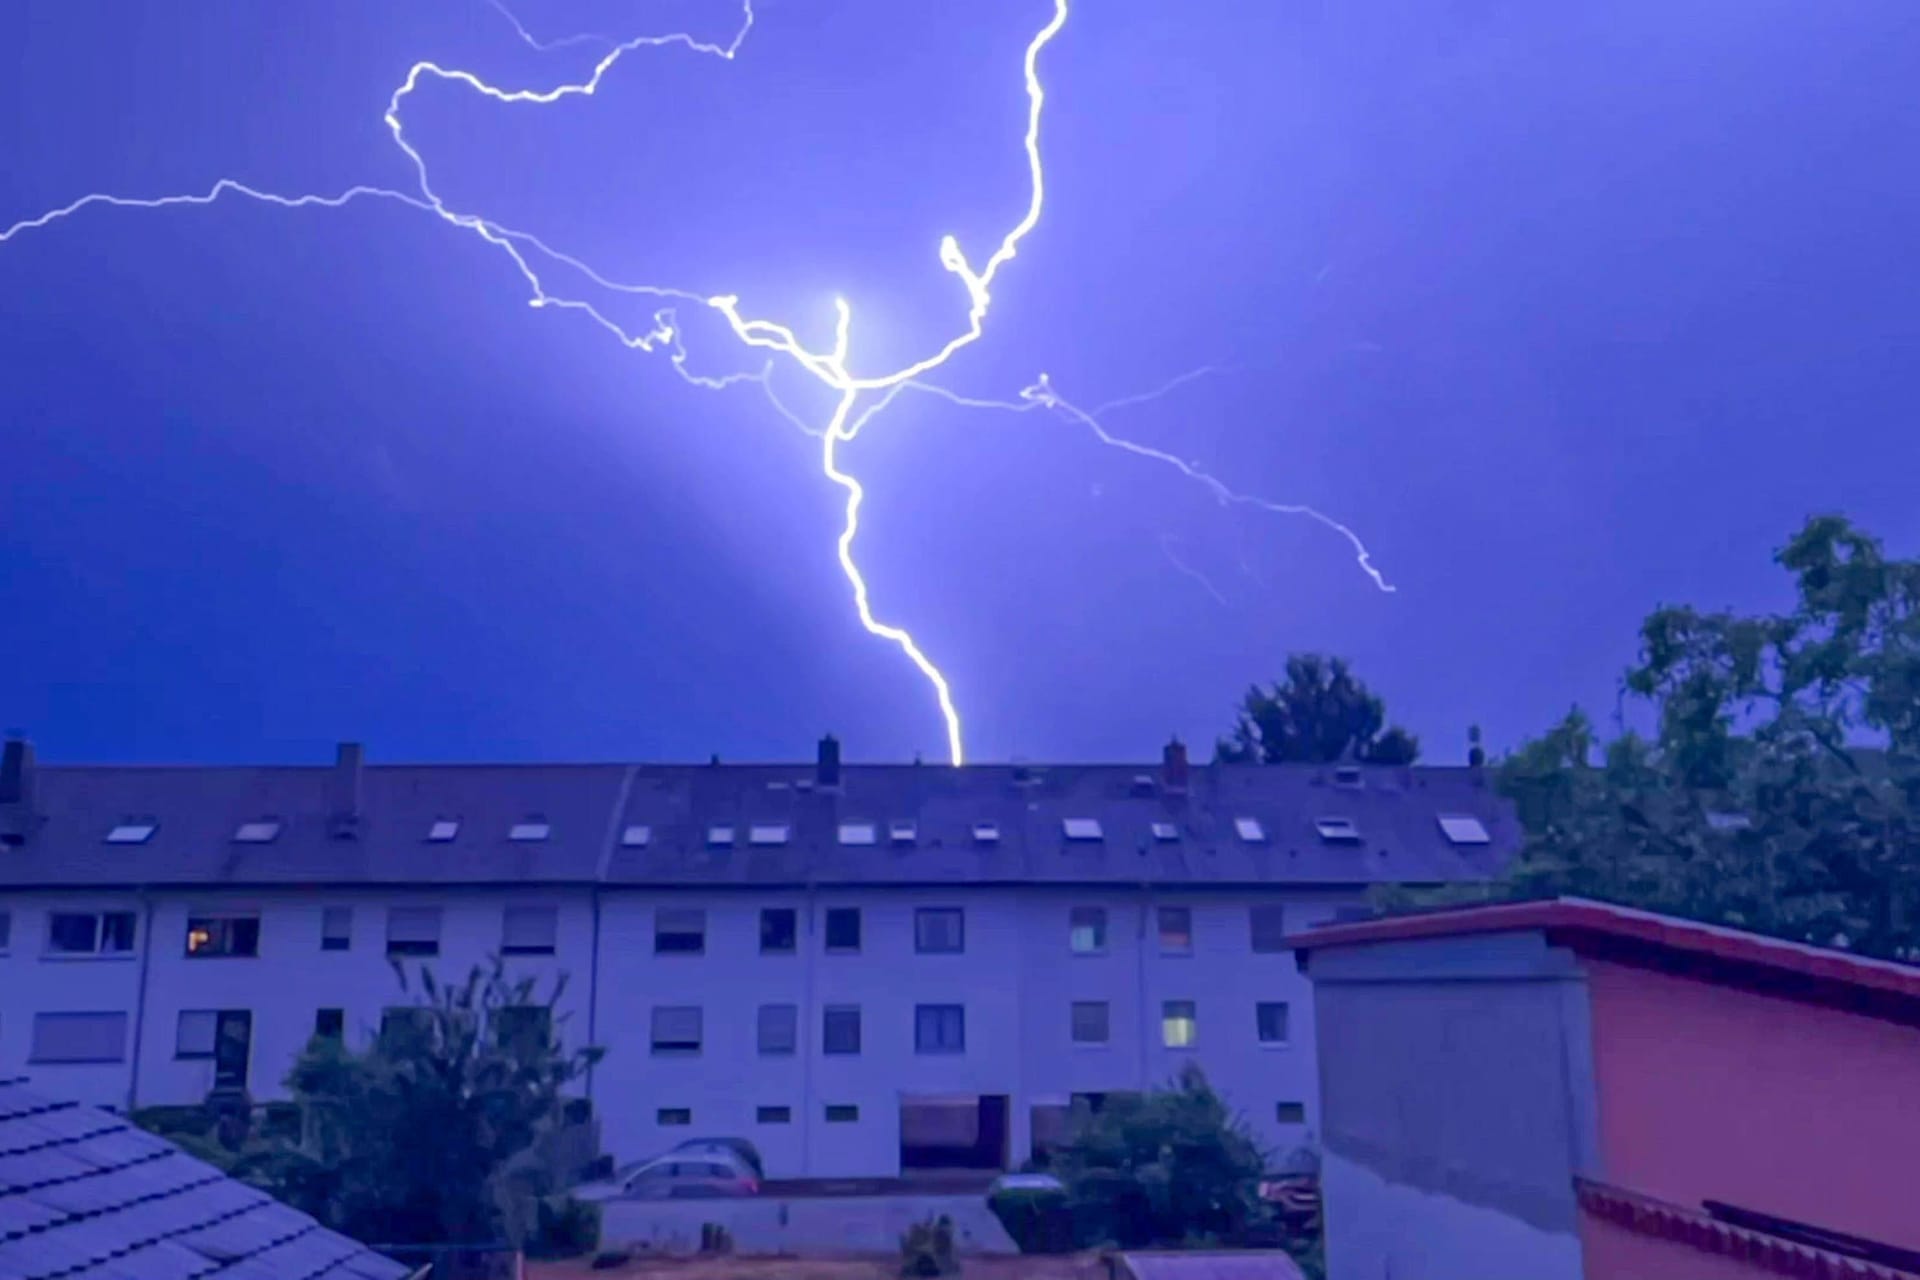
0,757,1516,889
0,1077,409,1280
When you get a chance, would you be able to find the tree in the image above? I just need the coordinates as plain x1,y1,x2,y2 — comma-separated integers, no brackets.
260,957,603,1250
1488,516,1920,960
1217,653,1420,765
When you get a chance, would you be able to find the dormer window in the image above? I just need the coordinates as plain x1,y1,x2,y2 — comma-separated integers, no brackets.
234,821,280,844
106,822,157,845
1314,817,1362,844
509,819,550,842
888,820,918,846
1234,817,1266,843
1062,818,1103,842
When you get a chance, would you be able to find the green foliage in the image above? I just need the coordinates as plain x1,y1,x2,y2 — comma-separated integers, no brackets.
253,956,604,1249
987,1186,1075,1254
1048,1063,1269,1249
1450,516,1920,960
1217,654,1420,765
899,1213,960,1277
525,1195,601,1259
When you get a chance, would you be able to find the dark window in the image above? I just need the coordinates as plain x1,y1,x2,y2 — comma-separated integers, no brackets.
501,906,558,955
47,911,136,956
379,1007,433,1049
0,910,10,951
1256,1001,1290,1045
497,1005,552,1051
824,1104,858,1123
1069,907,1107,954
102,912,136,952
654,908,705,955
1275,1101,1306,1125
320,907,352,952
757,1003,797,1055
914,907,964,954
759,908,797,954
651,1005,703,1055
213,1011,252,1088
657,1108,692,1126
314,1008,345,1041
914,1004,965,1054
1250,905,1289,953
822,1005,861,1055
186,915,260,958
824,907,861,952
756,1105,792,1125
1071,1001,1109,1044
386,907,442,957
1157,906,1193,953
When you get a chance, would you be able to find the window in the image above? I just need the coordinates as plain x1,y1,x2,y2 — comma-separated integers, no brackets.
176,1010,220,1059
760,908,797,954
757,1003,798,1056
186,914,260,958
654,907,705,954
502,906,558,955
749,824,790,846
756,1105,792,1125
1256,1001,1291,1046
823,1005,861,1055
509,819,550,842
657,1107,692,1126
1151,822,1180,842
824,1104,859,1123
380,1007,433,1048
651,1005,703,1055
386,907,442,957
621,824,651,847
234,820,281,843
914,907,964,954
321,907,352,952
1437,814,1491,845
972,822,1001,844
0,910,10,951
1162,999,1197,1048
314,1008,345,1042
1249,905,1288,953
915,1004,966,1054
1314,816,1361,844
46,911,136,956
889,820,918,845
1069,907,1107,954
496,1005,552,1051
1070,1001,1109,1045
1063,818,1103,841
824,907,861,952
1157,906,1193,954
106,822,156,844
838,822,876,846
31,1012,128,1063
706,825,735,847
1275,1102,1307,1125
428,819,459,842
174,1009,251,1086
1234,817,1266,842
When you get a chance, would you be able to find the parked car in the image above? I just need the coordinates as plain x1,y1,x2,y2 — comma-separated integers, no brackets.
575,1149,759,1202
668,1136,765,1179
989,1172,1064,1194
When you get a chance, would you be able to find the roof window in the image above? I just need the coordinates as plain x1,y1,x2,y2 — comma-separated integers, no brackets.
706,825,735,847
1234,817,1266,843
1063,818,1104,842
106,822,157,845
972,822,1001,844
621,824,652,847
839,822,876,846
1151,822,1180,842
509,819,550,842
749,824,791,846
1315,817,1362,844
427,820,459,842
234,821,281,844
889,820,918,845
1437,814,1491,845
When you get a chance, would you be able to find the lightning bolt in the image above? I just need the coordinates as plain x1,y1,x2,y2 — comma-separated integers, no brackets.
1,0,1389,766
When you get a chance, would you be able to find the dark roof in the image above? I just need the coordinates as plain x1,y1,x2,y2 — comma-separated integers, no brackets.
0,1078,409,1280
0,758,1515,889
1289,897,1920,1012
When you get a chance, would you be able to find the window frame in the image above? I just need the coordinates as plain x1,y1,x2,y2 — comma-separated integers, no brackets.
822,1004,862,1056
1070,1000,1110,1045
824,906,862,953
185,913,261,959
756,1105,793,1125
757,1003,798,1056
45,910,137,958
824,1103,859,1124
1256,1000,1291,1047
1249,905,1289,954
914,1003,966,1055
914,906,965,955
501,905,559,956
320,906,352,952
1157,905,1194,955
385,906,443,958
1161,999,1198,1049
30,1011,129,1064
1069,906,1108,955
759,907,798,955
654,907,706,956
650,1004,704,1056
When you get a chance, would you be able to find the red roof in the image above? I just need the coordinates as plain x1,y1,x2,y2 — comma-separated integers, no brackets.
1288,897,1920,1011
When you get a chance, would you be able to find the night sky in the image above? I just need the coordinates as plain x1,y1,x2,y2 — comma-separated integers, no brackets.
3,0,1917,767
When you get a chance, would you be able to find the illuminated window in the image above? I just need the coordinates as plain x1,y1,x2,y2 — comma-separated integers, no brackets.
1234,817,1266,842
234,821,280,844
427,820,459,842
106,822,156,845
1151,822,1180,842
509,819,550,842
1162,1000,1197,1048
622,824,652,847
1437,814,1491,844
1069,906,1107,954
185,914,259,958
1062,818,1103,841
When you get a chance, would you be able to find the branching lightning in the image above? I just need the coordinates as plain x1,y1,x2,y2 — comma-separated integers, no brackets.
1,0,1390,765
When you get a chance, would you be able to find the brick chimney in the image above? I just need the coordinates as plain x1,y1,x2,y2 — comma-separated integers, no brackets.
0,736,38,846
1162,736,1190,794
817,734,842,789
329,741,364,839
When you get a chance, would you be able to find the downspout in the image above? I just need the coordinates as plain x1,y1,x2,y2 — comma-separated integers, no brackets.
586,766,639,1104
800,878,818,1176
126,888,157,1111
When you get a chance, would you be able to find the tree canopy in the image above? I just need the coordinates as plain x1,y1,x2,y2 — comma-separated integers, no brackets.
1217,653,1420,765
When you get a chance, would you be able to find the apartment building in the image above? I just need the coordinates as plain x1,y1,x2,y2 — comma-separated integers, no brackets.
0,735,1517,1178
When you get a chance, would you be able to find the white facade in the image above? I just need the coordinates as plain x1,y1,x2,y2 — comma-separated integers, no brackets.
0,882,1350,1177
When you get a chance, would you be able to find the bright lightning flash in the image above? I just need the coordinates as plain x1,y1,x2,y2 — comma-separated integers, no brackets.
0,0,1389,766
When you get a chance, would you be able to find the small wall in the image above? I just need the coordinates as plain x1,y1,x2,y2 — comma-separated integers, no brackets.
598,1192,1017,1257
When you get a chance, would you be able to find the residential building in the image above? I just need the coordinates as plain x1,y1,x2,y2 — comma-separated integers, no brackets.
1292,898,1920,1280
0,735,1514,1178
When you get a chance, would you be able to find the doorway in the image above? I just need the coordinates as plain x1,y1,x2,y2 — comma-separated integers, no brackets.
900,1094,1009,1171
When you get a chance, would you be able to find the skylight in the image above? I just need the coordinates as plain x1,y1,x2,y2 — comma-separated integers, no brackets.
1315,817,1362,844
1705,811,1752,834
839,822,877,846
1437,814,1491,845
106,822,156,845
1151,822,1180,842
427,820,459,842
234,821,280,844
749,824,791,846
888,820,918,845
972,822,1001,844
707,825,735,847
1234,817,1266,842
1062,818,1104,842
621,825,652,848
509,820,550,842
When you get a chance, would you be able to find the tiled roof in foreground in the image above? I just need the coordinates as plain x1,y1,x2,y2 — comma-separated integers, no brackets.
0,1078,409,1280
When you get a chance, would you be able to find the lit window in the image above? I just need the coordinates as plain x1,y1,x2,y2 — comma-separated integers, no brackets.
1314,817,1361,844
839,822,877,846
509,820,550,842
428,820,459,842
1234,818,1266,842
1151,822,1180,842
706,825,735,847
186,914,260,958
1437,814,1491,844
889,820,918,845
1069,906,1107,954
749,824,790,846
621,824,652,847
106,822,156,845
1063,818,1103,841
972,822,1001,844
234,821,280,844
1256,1001,1290,1045
1162,1000,1197,1048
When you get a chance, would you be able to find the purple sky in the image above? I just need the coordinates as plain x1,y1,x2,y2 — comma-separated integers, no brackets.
3,0,1917,766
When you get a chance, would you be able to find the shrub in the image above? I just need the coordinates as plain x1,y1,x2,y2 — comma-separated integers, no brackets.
526,1195,600,1259
988,1186,1075,1254
900,1213,960,1277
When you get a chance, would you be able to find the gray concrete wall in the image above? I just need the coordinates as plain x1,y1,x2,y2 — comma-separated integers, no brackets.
598,1192,1017,1256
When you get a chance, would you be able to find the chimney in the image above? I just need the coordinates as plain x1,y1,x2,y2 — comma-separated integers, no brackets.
1162,736,1190,794
329,741,364,839
0,736,37,846
816,734,842,789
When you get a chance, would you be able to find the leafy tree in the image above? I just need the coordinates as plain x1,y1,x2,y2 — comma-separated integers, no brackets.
1482,516,1920,959
1217,654,1419,765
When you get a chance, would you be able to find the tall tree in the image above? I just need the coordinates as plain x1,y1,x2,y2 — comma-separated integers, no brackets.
1217,653,1420,765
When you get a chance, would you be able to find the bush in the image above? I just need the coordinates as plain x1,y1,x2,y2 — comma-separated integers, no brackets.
988,1186,1076,1255
526,1196,600,1259
899,1213,960,1277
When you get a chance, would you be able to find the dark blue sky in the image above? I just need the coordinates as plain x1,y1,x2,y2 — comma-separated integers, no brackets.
3,0,1917,766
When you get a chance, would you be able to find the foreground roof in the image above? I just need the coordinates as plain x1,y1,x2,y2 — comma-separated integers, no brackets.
0,750,1516,889
0,1078,408,1280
